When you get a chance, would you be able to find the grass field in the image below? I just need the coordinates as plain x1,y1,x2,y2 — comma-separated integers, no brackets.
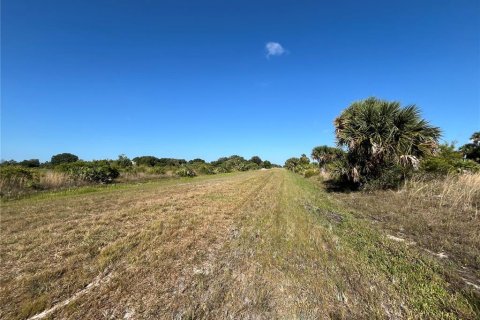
1,169,478,319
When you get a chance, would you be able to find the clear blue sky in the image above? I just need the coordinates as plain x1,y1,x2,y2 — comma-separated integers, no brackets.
2,0,479,164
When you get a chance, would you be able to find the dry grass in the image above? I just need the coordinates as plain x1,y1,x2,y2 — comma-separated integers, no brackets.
1,170,478,319
0,170,86,198
404,173,480,213
329,173,480,290
38,171,78,189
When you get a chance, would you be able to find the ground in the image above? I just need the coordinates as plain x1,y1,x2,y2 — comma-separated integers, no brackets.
1,169,478,319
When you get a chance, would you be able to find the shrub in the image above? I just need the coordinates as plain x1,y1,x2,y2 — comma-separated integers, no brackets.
176,166,197,177
51,153,79,165
243,162,260,171
0,166,40,197
197,164,216,175
304,168,319,178
150,166,166,175
421,143,480,174
362,164,410,190
285,156,312,175
214,166,229,174
57,161,119,183
262,160,272,169
116,154,132,168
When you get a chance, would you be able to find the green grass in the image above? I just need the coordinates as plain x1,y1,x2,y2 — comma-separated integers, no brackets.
232,171,476,318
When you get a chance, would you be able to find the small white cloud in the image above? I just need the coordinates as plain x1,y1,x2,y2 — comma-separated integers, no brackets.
265,42,286,58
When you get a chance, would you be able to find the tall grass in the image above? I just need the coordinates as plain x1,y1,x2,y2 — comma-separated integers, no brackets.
404,173,480,214
0,169,81,198
40,171,78,189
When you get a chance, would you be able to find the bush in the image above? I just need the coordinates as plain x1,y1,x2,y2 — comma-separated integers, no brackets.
242,162,259,171
149,166,166,175
214,166,229,174
362,164,410,190
262,160,272,169
116,154,132,168
420,143,480,174
0,166,40,196
304,168,319,178
197,164,216,175
57,161,119,183
176,167,197,177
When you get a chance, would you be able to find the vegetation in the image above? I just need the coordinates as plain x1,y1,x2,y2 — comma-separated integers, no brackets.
0,166,40,197
332,97,441,188
311,145,343,172
460,131,480,163
116,154,133,168
1,170,477,319
0,153,277,198
421,143,480,174
175,166,197,177
50,153,79,165
56,161,120,183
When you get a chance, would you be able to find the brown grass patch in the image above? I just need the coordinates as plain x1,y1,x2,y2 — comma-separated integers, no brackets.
328,173,480,283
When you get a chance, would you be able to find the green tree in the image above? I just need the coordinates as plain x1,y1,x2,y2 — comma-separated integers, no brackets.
262,160,272,169
188,158,206,164
311,146,342,172
132,156,159,167
51,153,79,166
460,131,480,163
421,143,479,174
249,156,262,165
299,154,310,166
19,159,41,168
284,157,300,172
116,154,132,168
334,97,441,185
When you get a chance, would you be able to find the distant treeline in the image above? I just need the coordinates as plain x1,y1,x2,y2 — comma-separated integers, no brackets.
1,154,279,171
0,153,279,197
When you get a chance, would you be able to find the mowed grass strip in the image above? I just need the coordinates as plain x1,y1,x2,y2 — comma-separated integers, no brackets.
0,170,273,319
1,169,478,319
226,171,476,319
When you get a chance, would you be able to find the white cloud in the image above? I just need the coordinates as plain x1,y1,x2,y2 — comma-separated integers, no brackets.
265,42,286,58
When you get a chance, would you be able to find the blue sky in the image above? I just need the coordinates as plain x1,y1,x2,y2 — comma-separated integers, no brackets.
2,0,479,164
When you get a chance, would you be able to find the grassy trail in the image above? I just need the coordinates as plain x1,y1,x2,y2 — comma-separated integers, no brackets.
1,169,478,319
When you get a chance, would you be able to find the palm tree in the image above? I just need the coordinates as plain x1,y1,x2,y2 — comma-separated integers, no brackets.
460,131,480,163
311,145,342,172
284,157,300,172
334,97,441,183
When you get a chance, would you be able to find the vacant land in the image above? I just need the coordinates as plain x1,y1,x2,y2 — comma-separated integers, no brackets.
1,169,478,319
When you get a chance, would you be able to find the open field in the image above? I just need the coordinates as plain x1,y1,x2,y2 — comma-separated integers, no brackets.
1,169,479,319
